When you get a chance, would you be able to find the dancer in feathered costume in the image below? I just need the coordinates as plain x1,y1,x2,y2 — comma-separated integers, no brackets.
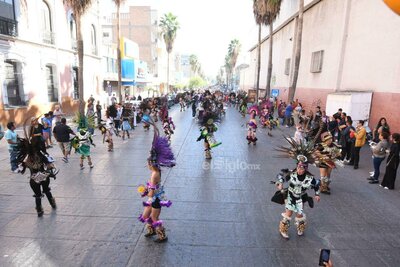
316,132,342,195
139,101,151,131
273,137,322,239
138,117,175,242
197,112,222,159
247,106,259,145
97,111,115,152
239,97,248,117
260,106,268,128
159,102,175,142
71,114,96,168
163,117,175,142
16,118,58,216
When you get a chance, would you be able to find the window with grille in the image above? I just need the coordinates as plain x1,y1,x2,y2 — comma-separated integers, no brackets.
46,65,58,102
284,58,291,75
0,0,17,36
72,67,79,100
4,60,24,106
310,50,324,73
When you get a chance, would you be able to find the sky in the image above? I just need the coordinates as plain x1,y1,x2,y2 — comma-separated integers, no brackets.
102,0,259,78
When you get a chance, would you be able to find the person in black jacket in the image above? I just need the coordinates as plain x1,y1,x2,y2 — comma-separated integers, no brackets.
380,133,400,189
339,119,354,162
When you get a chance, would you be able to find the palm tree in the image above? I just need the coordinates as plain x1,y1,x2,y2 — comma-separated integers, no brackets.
217,67,225,85
159,13,179,94
64,0,93,115
224,54,232,89
253,0,268,102
113,0,126,103
288,0,304,102
228,39,241,90
189,54,200,76
265,0,282,98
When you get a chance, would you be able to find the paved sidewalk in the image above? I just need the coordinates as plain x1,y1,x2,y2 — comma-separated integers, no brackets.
0,106,399,266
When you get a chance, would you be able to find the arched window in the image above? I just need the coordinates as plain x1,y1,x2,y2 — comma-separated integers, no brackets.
40,1,53,44
69,13,77,50
4,60,25,106
91,25,97,54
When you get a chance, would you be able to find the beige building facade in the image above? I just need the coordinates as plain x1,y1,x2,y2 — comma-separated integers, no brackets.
0,0,103,127
243,0,400,131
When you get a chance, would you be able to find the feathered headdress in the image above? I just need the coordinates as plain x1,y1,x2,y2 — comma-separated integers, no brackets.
248,105,260,116
276,136,316,165
198,112,220,127
75,112,95,131
275,136,337,169
16,116,47,172
146,116,175,168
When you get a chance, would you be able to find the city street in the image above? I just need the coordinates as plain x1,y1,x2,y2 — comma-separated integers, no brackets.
0,106,400,267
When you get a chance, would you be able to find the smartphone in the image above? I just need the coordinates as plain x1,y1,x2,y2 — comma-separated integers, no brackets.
319,249,330,266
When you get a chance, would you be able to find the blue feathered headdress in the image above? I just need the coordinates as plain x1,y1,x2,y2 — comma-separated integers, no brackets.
146,116,175,168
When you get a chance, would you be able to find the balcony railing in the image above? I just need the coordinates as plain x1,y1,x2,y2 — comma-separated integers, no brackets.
0,17,17,37
42,30,55,45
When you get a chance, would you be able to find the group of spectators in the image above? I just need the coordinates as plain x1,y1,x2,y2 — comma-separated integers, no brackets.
286,101,399,190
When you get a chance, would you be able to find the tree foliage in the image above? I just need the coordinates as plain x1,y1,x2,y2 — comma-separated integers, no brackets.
64,0,93,16
188,76,207,89
159,13,179,54
189,54,201,76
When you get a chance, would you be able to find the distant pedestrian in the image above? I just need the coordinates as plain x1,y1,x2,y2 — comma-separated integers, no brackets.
5,122,19,173
349,120,366,169
368,131,390,184
284,103,293,127
53,118,75,163
340,119,354,162
41,113,53,148
191,99,197,117
53,104,65,126
114,104,122,134
381,133,400,189
121,105,132,140
96,101,102,124
105,112,114,152
30,117,46,152
111,94,117,105
88,94,95,105
86,102,95,135
372,117,390,143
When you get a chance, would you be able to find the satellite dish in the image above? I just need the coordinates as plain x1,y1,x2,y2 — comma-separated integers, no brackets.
383,0,400,15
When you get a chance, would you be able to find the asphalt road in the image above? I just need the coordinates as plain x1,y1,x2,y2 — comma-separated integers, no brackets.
0,106,399,267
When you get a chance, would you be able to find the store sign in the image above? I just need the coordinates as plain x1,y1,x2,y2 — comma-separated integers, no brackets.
121,37,139,59
271,89,279,97
135,60,148,82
